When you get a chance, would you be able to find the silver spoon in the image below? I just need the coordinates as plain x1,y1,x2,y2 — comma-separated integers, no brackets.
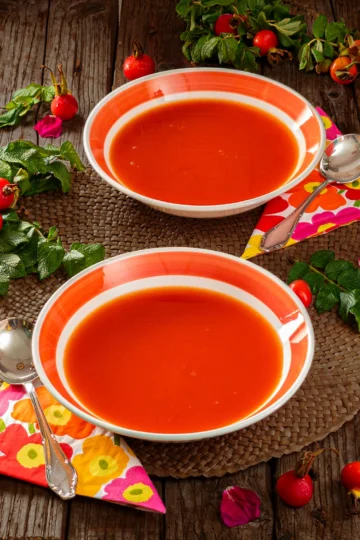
0,318,77,500
260,134,360,253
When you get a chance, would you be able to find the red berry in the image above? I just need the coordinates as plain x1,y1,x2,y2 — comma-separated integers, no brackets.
330,56,358,85
51,94,78,120
0,178,15,210
123,41,155,81
214,14,236,36
341,462,360,492
289,279,312,308
276,470,313,507
253,30,279,56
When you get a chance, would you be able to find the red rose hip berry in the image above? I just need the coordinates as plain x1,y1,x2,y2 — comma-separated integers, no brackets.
289,279,312,307
0,178,15,210
43,63,79,120
123,41,155,81
214,14,236,36
276,470,313,507
253,30,279,56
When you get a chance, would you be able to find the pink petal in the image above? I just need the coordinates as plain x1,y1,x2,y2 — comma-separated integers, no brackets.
220,486,261,528
34,115,62,138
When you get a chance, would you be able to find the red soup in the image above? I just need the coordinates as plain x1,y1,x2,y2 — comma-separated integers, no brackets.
109,99,299,205
64,286,283,434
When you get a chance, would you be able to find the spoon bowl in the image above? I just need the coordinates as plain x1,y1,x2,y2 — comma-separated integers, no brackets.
0,317,77,500
261,133,360,252
0,319,36,385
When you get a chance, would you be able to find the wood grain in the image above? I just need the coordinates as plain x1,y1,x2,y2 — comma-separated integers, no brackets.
41,0,118,162
0,477,67,540
113,0,185,88
165,465,273,540
0,0,49,146
67,480,164,540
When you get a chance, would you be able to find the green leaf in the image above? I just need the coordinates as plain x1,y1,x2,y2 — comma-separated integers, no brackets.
202,37,222,59
20,176,61,196
28,423,36,434
310,250,335,269
176,0,192,18
202,10,221,25
191,36,210,63
277,32,297,49
311,47,324,63
0,253,26,279
271,17,305,37
302,271,325,294
287,262,310,283
315,283,340,313
59,142,85,171
337,269,360,290
40,86,55,103
62,250,85,277
182,41,192,61
339,290,360,322
312,14,328,39
46,161,71,193
273,4,290,21
17,233,40,269
70,243,105,268
2,210,20,224
0,418,6,432
0,159,14,181
47,226,59,242
299,43,311,70
202,0,234,6
12,83,42,99
37,241,65,280
325,21,348,43
350,303,360,331
323,41,335,58
0,226,29,253
13,168,32,195
247,0,265,15
218,37,238,64
0,277,9,296
237,0,247,14
243,50,259,72
0,107,23,128
325,259,354,282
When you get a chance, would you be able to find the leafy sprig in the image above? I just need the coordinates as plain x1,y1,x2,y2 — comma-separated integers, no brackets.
0,83,55,128
176,0,358,73
0,139,84,196
0,210,105,295
288,250,360,330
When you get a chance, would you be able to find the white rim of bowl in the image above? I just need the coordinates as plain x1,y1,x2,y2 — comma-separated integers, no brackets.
83,67,326,214
32,247,315,442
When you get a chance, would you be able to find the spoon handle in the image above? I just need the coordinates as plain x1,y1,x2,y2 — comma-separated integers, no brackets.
260,178,330,253
25,382,78,500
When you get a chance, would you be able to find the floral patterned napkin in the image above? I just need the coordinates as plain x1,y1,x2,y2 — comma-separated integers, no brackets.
0,383,165,513
242,108,360,259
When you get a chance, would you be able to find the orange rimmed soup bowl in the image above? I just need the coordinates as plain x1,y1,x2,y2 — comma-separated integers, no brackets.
32,248,314,443
83,68,325,218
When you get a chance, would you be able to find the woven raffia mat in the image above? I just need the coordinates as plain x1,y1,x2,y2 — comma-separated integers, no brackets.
2,169,360,478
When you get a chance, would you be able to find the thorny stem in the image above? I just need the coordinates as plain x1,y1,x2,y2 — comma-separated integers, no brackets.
294,260,347,292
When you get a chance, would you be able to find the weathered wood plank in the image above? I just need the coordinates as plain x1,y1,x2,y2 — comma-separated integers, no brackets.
165,465,273,540
275,413,360,540
113,0,185,88
67,479,164,540
0,0,49,146
41,0,118,162
0,477,67,540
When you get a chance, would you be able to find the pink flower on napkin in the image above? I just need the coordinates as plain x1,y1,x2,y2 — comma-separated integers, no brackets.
292,207,360,241
0,384,25,416
103,466,166,513
317,107,342,140
34,115,62,138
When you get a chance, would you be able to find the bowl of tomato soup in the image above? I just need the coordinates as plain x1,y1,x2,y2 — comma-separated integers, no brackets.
84,68,325,218
32,248,314,442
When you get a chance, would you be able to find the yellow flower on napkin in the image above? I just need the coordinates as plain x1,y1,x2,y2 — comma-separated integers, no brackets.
73,435,129,496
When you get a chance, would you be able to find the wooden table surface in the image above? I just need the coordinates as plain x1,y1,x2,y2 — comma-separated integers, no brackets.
1,0,360,538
